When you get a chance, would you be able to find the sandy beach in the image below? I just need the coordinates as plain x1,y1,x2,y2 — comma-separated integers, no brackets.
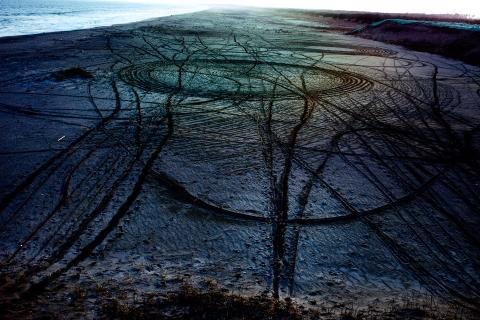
1,8,480,319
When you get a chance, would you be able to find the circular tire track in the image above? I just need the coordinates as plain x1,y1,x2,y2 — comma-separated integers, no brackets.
119,59,373,100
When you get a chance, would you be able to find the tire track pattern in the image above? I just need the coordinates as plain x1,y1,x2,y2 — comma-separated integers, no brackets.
0,10,479,311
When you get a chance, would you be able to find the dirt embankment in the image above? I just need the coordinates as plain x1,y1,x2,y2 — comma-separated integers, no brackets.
318,12,479,25
351,20,480,66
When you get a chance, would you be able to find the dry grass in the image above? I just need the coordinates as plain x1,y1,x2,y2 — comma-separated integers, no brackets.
101,282,320,320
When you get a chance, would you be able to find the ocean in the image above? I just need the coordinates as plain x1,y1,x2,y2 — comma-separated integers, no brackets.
0,0,202,38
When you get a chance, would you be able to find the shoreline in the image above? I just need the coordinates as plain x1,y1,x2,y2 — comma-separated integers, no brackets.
0,6,207,40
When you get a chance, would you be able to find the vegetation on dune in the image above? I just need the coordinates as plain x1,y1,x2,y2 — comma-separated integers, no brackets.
310,11,479,25
353,21,480,66
102,283,314,320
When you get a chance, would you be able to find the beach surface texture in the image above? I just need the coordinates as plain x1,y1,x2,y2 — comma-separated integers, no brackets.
1,8,480,319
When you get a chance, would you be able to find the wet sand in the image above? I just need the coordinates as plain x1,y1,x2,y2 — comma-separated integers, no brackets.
0,8,480,319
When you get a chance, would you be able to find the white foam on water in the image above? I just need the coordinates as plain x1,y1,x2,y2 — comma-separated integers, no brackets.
0,0,204,37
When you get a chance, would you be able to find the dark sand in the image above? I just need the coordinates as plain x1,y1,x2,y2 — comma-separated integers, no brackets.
1,8,480,319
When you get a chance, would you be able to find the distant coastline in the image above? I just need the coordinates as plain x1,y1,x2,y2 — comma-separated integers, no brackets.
0,0,204,38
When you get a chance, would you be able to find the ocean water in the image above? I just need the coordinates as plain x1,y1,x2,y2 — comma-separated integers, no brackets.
0,0,203,38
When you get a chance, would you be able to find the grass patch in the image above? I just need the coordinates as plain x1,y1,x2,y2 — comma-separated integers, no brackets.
102,283,320,320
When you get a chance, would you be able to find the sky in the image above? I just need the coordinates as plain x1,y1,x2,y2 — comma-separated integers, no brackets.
109,0,480,17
